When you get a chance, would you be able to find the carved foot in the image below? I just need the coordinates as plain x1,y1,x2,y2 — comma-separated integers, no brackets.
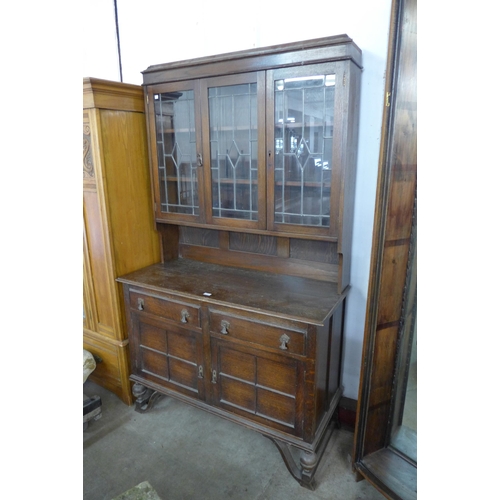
299,451,318,490
267,439,318,490
266,413,337,489
132,383,162,413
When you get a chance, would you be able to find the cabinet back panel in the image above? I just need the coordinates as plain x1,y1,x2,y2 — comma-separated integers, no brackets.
174,225,338,282
229,232,278,256
290,238,338,265
179,226,220,248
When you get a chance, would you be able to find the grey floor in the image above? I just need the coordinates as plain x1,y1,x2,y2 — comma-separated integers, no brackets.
83,380,386,500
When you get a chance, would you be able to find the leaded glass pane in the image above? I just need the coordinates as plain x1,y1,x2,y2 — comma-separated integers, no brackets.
274,74,335,227
209,83,258,221
154,90,199,215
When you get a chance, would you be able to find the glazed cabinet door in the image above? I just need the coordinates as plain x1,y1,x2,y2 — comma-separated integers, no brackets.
200,72,267,229
147,73,267,229
266,62,346,238
147,81,205,223
210,338,305,437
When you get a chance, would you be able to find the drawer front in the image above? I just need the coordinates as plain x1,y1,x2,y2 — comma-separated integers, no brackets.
129,290,201,328
209,309,306,356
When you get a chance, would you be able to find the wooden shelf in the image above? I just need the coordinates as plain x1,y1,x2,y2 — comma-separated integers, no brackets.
275,181,331,188
157,125,257,135
160,176,329,189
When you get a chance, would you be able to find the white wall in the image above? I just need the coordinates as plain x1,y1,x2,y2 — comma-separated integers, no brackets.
83,0,392,400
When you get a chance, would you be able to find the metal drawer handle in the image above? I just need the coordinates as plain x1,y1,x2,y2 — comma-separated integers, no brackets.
180,309,189,323
137,298,145,311
279,333,290,350
220,320,230,335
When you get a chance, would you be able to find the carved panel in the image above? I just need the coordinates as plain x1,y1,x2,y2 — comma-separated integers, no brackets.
83,122,94,178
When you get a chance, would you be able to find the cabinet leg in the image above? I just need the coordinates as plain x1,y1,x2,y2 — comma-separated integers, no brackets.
299,450,318,489
132,383,162,413
268,439,317,490
266,414,337,490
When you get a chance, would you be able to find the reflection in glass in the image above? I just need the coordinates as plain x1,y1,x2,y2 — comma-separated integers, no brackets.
391,320,417,463
403,324,417,432
154,91,199,215
390,225,417,464
274,74,335,226
208,83,258,220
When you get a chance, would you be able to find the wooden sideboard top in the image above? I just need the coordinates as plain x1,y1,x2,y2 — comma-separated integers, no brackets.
117,259,345,326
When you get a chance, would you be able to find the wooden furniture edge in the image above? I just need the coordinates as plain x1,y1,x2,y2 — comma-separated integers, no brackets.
83,77,145,112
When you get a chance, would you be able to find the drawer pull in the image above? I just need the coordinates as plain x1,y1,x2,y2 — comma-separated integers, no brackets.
279,333,290,350
137,298,145,311
180,309,190,323
220,320,230,335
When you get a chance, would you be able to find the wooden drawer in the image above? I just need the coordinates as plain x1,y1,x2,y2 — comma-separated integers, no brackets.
209,308,306,356
129,290,201,328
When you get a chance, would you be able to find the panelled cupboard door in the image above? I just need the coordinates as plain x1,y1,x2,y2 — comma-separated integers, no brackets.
210,338,305,437
266,62,347,238
130,312,206,400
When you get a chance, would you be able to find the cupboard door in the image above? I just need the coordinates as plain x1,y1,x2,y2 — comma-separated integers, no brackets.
148,81,205,223
267,63,343,237
130,313,206,400
211,339,304,437
200,72,266,229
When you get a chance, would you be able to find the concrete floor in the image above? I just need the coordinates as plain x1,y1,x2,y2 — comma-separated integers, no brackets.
83,380,386,500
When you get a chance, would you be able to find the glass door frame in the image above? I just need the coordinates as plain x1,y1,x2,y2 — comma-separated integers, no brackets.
266,61,346,238
199,71,267,230
146,81,206,224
